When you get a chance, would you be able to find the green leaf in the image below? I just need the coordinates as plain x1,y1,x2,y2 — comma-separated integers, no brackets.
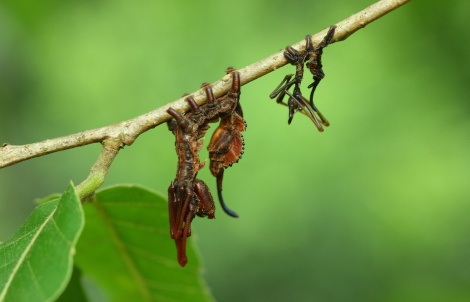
0,183,84,302
75,185,214,302
55,266,89,302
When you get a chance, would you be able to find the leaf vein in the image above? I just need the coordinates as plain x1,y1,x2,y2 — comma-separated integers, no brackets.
93,201,153,302
112,219,167,235
0,228,40,249
0,259,17,271
126,244,177,268
27,261,46,301
100,201,165,208
51,218,73,247
0,208,56,300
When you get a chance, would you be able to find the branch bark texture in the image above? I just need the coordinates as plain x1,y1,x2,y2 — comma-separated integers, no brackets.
0,0,412,171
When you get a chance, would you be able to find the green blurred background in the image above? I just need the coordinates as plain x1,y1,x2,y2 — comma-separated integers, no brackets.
1,0,469,301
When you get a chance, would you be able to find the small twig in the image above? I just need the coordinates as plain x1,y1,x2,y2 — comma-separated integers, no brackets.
0,0,412,171
75,139,122,199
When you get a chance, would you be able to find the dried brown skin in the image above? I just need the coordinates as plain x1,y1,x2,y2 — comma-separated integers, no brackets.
269,25,336,131
306,25,336,110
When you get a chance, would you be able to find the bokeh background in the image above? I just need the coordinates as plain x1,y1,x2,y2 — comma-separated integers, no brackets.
1,0,469,301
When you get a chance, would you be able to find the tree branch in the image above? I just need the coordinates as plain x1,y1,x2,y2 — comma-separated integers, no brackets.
0,0,412,173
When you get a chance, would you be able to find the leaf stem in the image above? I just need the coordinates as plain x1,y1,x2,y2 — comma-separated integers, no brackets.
75,139,122,199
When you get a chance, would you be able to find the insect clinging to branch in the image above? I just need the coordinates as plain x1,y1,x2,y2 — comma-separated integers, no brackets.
166,69,245,265
167,99,215,266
